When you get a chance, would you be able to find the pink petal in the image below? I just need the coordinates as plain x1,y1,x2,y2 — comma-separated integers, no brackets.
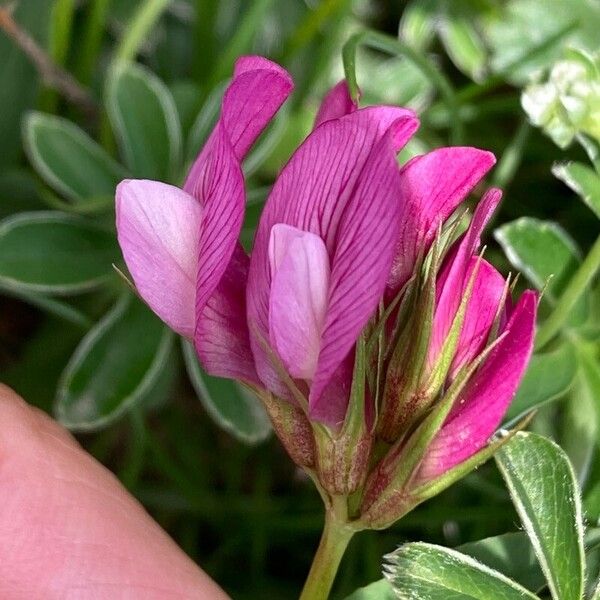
388,148,497,291
195,246,260,383
269,225,331,380
309,124,409,425
314,80,357,128
247,106,418,400
429,188,502,362
183,56,292,378
418,290,538,481
449,258,507,378
116,179,202,338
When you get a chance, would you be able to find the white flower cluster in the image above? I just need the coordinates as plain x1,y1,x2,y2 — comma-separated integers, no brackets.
522,49,600,148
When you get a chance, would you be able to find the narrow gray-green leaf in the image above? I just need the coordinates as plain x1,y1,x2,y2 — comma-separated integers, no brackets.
106,61,181,180
23,112,127,202
384,542,540,599
0,1,52,167
496,432,585,600
344,579,395,600
505,343,577,424
56,296,173,431
182,340,271,444
553,161,600,220
439,14,487,82
0,211,118,294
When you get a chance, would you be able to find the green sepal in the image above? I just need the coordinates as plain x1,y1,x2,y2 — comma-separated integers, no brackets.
254,387,316,469
377,238,440,442
421,253,483,398
315,333,372,496
359,335,508,529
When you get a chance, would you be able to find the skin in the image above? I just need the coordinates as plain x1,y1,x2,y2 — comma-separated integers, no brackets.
0,383,230,599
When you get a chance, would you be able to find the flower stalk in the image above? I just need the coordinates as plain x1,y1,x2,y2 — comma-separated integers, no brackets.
299,498,356,600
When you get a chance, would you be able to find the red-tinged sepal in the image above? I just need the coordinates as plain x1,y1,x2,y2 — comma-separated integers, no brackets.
257,390,316,469
359,334,506,529
315,334,373,497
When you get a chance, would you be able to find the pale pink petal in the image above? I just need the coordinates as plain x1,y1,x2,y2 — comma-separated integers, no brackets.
247,106,418,398
429,188,502,361
449,259,507,378
269,225,331,380
314,80,357,128
388,148,497,291
195,246,259,383
116,179,202,338
418,290,538,481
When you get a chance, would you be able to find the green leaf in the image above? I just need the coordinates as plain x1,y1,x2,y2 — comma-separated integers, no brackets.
0,211,119,294
0,0,53,167
439,13,487,82
384,542,540,599
0,283,91,328
505,343,577,424
459,533,545,593
398,0,437,52
496,432,585,600
182,340,271,445
494,217,587,324
55,295,174,431
0,168,43,219
553,161,600,220
106,62,182,180
186,81,226,164
344,579,395,600
23,112,127,203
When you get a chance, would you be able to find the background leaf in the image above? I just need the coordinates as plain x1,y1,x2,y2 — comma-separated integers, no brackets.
496,432,585,600
106,61,182,181
182,340,271,445
505,343,578,424
24,112,127,203
552,161,600,221
0,0,53,167
495,217,587,324
344,579,395,600
0,211,118,294
55,295,173,431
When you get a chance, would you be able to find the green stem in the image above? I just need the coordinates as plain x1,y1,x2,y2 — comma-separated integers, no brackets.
343,30,463,144
536,233,600,350
114,0,172,62
299,508,355,600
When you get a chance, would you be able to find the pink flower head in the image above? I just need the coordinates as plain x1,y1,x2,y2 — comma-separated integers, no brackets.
116,57,293,383
115,58,538,522
418,190,538,480
246,87,419,427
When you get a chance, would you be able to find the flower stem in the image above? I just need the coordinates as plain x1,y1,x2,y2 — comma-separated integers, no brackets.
299,508,355,600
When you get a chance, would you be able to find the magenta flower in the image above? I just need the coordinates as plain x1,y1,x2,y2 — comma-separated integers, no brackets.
246,89,419,426
116,57,293,383
115,56,537,530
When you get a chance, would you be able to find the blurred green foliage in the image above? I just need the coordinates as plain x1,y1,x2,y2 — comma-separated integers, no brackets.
0,0,599,598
